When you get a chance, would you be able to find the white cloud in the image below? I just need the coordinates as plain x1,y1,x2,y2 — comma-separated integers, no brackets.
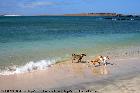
22,1,59,8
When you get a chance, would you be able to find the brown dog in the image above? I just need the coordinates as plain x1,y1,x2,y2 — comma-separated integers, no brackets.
91,55,103,65
72,53,86,63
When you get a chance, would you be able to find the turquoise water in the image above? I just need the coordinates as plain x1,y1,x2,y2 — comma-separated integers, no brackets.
0,16,140,75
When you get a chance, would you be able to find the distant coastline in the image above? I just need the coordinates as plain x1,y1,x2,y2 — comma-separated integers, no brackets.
63,13,123,16
39,13,140,17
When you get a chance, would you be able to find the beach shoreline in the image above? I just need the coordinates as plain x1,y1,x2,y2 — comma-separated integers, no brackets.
0,56,140,93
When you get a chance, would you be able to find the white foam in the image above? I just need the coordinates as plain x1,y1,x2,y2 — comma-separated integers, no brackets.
0,58,60,75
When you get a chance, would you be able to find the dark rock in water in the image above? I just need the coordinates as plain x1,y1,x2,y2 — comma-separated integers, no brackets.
121,18,126,20
126,15,133,17
135,16,140,18
104,17,112,19
103,14,140,21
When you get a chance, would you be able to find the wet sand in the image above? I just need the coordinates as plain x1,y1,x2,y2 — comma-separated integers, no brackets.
0,57,140,93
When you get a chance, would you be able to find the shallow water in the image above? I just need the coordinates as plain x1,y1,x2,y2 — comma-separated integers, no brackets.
0,16,140,74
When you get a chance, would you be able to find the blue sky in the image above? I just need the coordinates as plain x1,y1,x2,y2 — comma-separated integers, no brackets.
0,0,139,15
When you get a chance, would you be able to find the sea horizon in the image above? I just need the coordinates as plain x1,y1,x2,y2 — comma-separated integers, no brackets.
1,12,140,16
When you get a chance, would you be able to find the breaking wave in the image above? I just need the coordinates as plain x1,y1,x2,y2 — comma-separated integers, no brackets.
0,58,61,75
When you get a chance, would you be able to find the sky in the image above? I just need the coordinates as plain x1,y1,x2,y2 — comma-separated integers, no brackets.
0,0,139,15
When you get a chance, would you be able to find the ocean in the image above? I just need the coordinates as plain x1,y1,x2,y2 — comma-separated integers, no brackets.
0,16,140,75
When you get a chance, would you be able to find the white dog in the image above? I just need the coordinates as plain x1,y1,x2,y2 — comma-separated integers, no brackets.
102,56,110,66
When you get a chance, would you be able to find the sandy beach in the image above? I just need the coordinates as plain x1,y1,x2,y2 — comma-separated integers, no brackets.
0,56,140,93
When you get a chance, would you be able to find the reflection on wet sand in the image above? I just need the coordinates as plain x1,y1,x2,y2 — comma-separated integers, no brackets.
69,61,111,77
71,63,87,77
91,65,109,75
70,62,110,77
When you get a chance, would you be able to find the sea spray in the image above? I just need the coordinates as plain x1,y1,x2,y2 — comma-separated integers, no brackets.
0,57,61,75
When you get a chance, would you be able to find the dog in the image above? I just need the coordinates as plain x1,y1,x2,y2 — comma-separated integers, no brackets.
72,53,86,63
91,55,110,66
91,55,104,65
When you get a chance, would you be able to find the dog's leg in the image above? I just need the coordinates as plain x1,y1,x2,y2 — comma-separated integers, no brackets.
98,62,101,66
103,61,106,66
78,58,82,63
77,59,80,63
93,61,96,65
72,57,76,63
103,60,107,66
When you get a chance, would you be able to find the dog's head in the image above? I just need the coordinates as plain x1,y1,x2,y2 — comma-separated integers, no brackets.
106,56,110,60
90,60,96,65
98,55,103,59
81,54,86,56
72,53,75,56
